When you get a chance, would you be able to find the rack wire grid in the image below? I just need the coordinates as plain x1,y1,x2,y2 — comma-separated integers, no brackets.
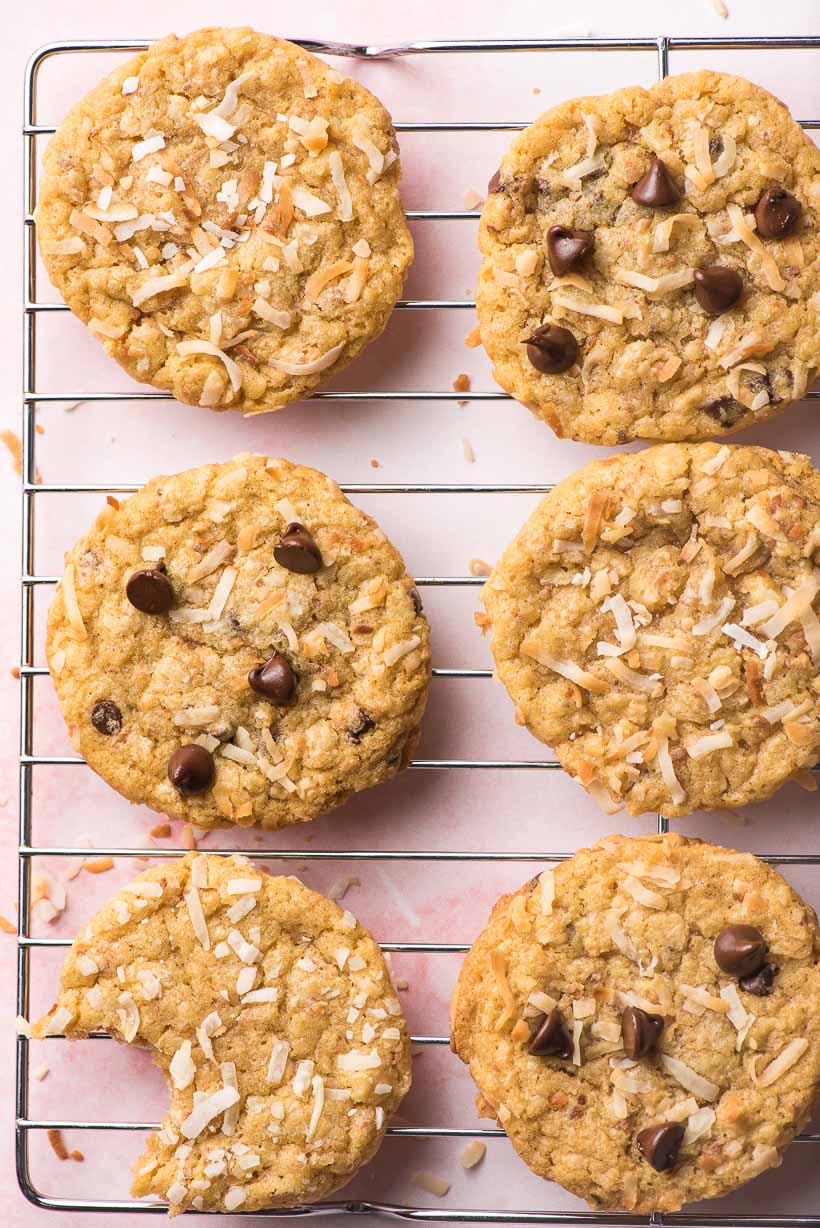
16,30,820,1225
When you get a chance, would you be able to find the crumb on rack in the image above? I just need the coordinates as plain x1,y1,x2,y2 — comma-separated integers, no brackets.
469,559,492,577
84,856,114,874
47,1129,83,1162
33,1063,49,1082
370,458,381,468
0,914,15,934
474,611,491,635
106,495,120,510
462,437,476,464
149,821,172,839
10,666,20,680
464,326,481,349
712,0,729,16
452,373,471,395
412,1171,450,1197
533,87,541,94
460,1140,487,1169
35,423,45,435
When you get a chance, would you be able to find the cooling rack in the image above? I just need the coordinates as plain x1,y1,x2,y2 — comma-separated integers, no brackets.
16,32,820,1223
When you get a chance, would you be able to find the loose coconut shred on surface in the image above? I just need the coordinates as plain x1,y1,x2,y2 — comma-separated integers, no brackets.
36,27,412,413
482,443,820,817
450,833,820,1213
31,854,411,1216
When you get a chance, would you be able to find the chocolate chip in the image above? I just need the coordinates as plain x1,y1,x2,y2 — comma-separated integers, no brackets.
524,324,578,375
347,710,375,743
90,700,122,736
637,1123,684,1172
547,225,594,276
273,523,323,574
631,157,681,208
693,266,743,315
621,1007,665,1060
167,744,215,796
409,587,423,615
702,396,747,427
755,186,801,238
248,653,297,704
529,1007,573,1059
714,924,768,978
125,568,174,615
740,962,779,997
487,169,503,194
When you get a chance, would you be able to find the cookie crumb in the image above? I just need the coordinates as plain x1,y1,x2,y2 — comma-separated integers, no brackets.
1,430,23,476
533,87,541,95
84,856,114,874
412,1170,450,1196
464,326,481,349
711,0,729,16
47,1129,72,1160
369,458,381,468
469,559,492,577
461,437,476,464
452,373,471,394
106,495,120,510
0,914,16,934
10,666,20,680
33,1063,49,1081
460,1140,486,1169
149,821,172,838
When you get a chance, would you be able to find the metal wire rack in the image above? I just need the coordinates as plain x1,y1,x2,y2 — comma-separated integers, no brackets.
16,31,820,1224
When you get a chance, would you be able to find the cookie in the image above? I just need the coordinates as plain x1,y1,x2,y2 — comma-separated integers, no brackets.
477,70,820,444
46,454,430,829
33,853,411,1215
481,443,820,818
450,832,820,1213
36,27,413,413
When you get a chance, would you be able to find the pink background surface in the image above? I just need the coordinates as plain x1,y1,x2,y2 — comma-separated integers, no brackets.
2,2,819,1224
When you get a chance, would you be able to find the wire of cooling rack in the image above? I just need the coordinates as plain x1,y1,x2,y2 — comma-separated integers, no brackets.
16,32,820,1223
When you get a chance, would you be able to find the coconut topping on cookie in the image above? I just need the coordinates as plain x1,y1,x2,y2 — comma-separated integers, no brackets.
36,28,413,413
482,443,820,817
32,854,411,1216
478,70,820,444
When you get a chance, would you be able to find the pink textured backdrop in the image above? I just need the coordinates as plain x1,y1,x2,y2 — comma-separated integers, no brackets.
2,2,818,1225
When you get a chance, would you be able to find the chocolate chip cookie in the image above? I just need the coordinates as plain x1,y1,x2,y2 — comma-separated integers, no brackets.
478,71,820,444
33,853,411,1215
36,27,413,413
46,454,430,829
451,833,820,1212
481,443,820,817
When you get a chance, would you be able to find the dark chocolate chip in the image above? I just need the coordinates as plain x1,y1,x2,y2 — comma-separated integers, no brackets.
621,1006,665,1060
631,157,682,208
529,1007,573,1059
125,568,174,615
273,523,322,574
702,396,747,427
348,709,375,743
637,1122,684,1172
693,266,743,315
167,744,215,796
524,324,578,375
739,962,779,997
714,924,768,978
91,700,123,736
547,225,594,276
248,653,297,704
755,187,802,239
487,169,503,194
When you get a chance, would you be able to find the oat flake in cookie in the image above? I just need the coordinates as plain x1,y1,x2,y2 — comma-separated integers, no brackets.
478,71,820,444
481,444,820,818
46,455,430,829
450,833,820,1213
36,28,413,413
33,854,411,1215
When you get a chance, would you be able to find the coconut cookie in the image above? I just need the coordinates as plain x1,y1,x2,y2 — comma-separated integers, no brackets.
33,853,411,1215
36,27,413,413
478,70,820,444
46,454,430,829
481,443,820,818
451,832,820,1213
